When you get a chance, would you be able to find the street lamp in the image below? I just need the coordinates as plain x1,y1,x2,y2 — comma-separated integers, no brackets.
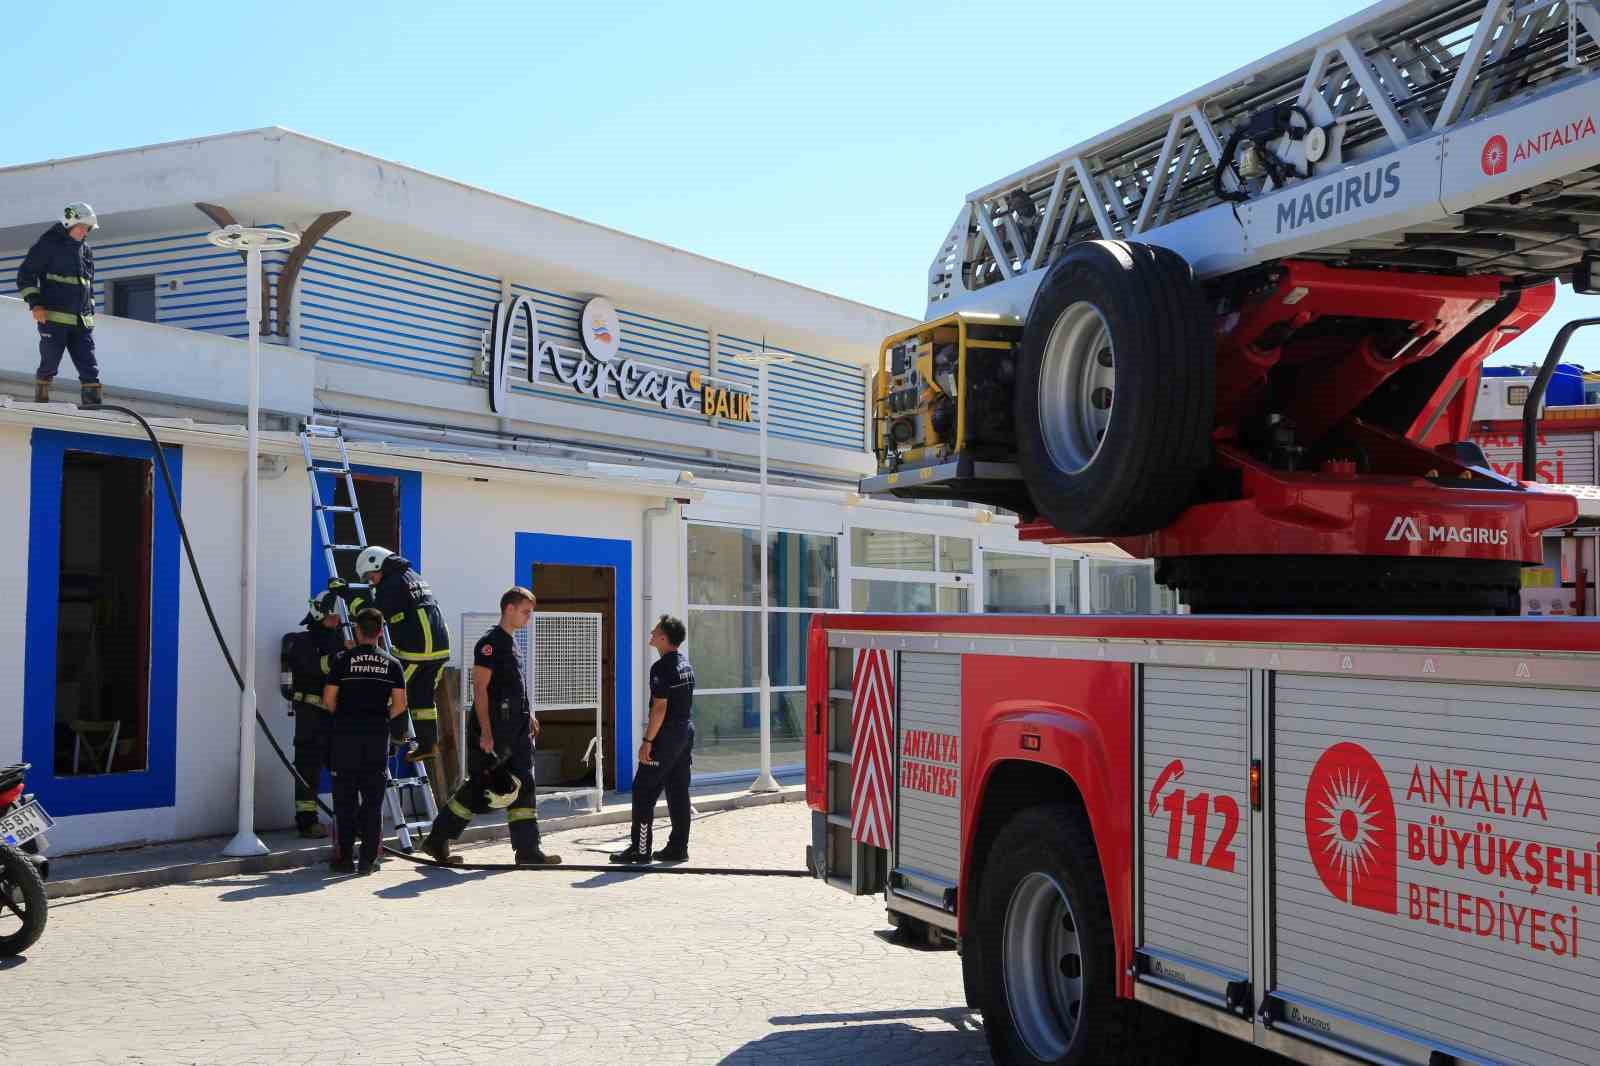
730,346,795,794
208,224,302,858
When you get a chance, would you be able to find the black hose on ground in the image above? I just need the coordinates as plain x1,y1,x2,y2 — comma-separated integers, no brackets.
96,404,806,878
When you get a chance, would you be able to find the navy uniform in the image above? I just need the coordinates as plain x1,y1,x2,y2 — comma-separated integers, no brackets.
349,554,450,757
628,649,697,859
422,624,558,864
16,212,99,405
326,644,405,872
286,604,348,837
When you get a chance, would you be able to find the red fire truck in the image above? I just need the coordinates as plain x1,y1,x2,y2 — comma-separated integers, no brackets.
807,2,1600,1063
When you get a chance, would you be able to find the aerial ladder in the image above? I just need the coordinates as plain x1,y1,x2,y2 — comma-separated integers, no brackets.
867,0,1598,613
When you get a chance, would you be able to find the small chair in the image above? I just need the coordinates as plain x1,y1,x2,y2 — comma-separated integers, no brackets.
70,720,121,775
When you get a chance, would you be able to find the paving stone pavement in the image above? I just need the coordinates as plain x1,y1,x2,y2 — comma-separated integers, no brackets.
6,804,1284,1065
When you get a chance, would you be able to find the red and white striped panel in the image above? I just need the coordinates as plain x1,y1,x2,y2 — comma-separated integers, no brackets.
850,648,895,851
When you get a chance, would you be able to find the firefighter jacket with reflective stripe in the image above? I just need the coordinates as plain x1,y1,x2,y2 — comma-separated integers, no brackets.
16,223,95,328
289,624,348,706
348,556,451,661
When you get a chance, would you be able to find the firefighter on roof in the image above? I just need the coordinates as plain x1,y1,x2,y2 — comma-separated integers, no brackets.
347,546,451,761
282,587,351,839
17,203,102,407
420,586,561,866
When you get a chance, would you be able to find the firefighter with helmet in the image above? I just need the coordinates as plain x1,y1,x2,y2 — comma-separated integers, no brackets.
346,546,451,761
17,203,102,407
283,586,352,839
420,586,561,865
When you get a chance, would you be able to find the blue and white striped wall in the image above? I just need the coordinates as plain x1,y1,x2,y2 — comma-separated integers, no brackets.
0,228,279,340
6,227,866,452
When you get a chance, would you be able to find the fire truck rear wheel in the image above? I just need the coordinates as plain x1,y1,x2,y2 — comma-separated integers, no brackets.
978,802,1145,1066
1014,240,1214,536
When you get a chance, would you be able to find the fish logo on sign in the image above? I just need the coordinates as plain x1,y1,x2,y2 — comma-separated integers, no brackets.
850,649,895,851
1305,742,1398,913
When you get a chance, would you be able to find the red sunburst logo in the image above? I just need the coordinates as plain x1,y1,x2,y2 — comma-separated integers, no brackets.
1481,135,1509,176
1305,742,1397,913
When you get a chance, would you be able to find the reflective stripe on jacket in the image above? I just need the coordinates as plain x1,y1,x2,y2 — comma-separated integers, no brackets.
16,223,95,328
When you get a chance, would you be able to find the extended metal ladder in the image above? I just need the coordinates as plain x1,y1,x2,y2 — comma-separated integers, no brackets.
300,423,437,851
934,0,1600,312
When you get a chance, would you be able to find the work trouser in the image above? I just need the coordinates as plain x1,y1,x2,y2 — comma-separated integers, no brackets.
330,728,388,869
430,722,543,857
629,721,694,856
392,658,445,753
36,323,98,384
291,700,330,830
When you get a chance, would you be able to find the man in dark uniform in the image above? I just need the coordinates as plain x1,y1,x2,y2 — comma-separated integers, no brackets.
322,608,407,875
285,587,350,839
420,586,561,866
612,615,696,865
350,546,450,761
16,202,101,406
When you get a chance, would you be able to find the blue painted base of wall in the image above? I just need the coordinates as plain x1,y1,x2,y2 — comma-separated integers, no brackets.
514,533,634,792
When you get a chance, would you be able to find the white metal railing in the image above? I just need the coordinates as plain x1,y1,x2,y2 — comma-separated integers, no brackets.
458,611,604,812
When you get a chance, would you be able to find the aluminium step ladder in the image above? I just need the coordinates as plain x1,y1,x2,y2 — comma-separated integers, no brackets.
300,422,438,851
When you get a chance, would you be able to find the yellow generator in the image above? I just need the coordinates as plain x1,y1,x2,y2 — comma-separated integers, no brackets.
862,311,1025,511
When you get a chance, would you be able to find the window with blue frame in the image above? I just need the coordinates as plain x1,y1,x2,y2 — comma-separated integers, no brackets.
23,430,181,816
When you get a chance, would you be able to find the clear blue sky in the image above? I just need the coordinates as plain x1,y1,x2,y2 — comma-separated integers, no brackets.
4,0,1591,366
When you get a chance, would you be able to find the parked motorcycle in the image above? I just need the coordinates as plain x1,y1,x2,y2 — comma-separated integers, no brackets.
0,763,50,956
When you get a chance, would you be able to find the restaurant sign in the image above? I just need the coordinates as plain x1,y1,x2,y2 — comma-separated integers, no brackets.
485,295,752,423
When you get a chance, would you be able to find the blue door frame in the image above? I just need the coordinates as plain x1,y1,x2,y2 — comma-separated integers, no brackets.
23,429,182,817
514,533,634,791
307,465,422,789
308,465,422,594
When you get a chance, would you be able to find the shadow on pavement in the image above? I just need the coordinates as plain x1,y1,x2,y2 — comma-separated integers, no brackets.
374,866,493,899
722,1015,987,1064
215,870,337,902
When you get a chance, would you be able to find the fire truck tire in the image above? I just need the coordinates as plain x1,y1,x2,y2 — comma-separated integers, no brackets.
0,845,47,957
977,802,1155,1066
1014,240,1214,536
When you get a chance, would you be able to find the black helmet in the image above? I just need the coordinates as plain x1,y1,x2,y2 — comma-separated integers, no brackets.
301,588,344,627
482,763,521,809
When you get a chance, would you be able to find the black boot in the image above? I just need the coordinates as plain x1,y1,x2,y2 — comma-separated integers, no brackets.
515,849,562,865
80,382,102,408
420,833,463,865
33,378,49,404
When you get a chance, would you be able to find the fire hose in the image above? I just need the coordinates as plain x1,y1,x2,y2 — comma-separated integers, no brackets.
100,404,808,878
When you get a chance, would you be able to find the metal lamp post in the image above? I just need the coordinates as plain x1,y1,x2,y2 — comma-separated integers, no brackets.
208,224,302,857
730,347,794,794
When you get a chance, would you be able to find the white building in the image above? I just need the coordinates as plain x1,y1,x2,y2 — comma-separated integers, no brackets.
0,129,1173,853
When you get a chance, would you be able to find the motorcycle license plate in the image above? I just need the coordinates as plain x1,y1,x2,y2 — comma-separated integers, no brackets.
0,800,53,848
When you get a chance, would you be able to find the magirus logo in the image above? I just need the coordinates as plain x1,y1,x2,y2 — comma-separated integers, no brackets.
1384,517,1423,543
1384,516,1509,547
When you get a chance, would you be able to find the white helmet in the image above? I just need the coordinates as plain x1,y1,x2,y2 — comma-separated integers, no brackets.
354,545,393,579
62,202,98,231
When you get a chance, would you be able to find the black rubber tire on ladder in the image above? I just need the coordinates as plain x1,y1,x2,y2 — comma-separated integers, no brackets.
0,845,48,957
1013,240,1215,536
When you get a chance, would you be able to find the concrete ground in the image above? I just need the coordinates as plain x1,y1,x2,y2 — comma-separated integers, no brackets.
9,803,1286,1065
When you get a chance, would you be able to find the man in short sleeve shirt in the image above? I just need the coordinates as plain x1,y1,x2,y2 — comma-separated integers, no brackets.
612,614,696,864
420,586,560,866
322,608,406,875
